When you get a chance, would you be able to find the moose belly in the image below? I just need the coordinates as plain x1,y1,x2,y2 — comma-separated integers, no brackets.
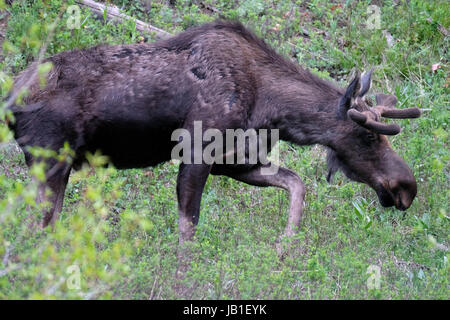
81,78,196,168
86,118,179,169
83,86,192,169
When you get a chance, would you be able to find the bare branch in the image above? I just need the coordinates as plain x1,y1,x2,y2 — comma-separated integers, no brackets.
75,0,171,40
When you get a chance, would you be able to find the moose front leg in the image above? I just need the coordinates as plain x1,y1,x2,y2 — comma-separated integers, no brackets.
212,163,306,237
176,163,212,244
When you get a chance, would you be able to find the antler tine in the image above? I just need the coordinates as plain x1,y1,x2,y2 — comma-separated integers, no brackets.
375,106,422,119
374,93,421,119
347,109,401,135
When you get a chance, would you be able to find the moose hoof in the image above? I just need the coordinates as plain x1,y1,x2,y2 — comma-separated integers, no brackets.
275,232,301,259
275,237,290,260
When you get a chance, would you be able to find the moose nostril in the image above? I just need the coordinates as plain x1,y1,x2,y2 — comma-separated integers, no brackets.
387,180,414,211
397,190,414,211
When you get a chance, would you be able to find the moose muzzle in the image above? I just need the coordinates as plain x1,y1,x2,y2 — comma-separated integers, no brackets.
375,151,418,211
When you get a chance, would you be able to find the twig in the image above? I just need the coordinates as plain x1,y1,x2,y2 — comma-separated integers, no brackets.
148,276,158,300
199,1,221,16
1,244,14,266
75,0,171,39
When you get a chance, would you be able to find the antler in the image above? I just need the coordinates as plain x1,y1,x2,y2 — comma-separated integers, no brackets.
342,68,421,135
347,109,401,135
374,94,421,119
347,93,421,135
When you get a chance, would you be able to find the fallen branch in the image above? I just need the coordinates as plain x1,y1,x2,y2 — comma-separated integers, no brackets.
199,1,221,15
75,0,171,40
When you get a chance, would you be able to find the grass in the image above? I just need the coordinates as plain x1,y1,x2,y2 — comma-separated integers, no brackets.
0,0,448,299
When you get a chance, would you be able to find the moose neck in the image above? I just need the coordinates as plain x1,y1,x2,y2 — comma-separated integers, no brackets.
253,68,344,148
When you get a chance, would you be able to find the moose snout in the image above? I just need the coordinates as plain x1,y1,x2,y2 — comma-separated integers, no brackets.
375,175,417,211
374,150,418,211
386,178,417,211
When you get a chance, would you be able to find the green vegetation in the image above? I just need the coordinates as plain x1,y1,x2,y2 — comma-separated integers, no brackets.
0,0,448,299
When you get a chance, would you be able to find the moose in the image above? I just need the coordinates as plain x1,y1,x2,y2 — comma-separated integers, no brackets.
6,21,421,244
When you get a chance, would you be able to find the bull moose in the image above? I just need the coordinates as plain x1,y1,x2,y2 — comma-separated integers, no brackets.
6,21,421,244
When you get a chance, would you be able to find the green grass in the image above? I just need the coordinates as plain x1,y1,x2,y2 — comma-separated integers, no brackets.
0,0,448,299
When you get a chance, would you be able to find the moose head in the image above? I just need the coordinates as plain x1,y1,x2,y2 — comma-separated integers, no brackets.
327,69,421,211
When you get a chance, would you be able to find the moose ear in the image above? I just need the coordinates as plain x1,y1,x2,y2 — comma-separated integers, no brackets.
338,71,361,118
358,68,374,97
375,93,398,107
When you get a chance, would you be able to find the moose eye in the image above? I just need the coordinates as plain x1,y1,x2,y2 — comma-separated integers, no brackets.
366,133,377,142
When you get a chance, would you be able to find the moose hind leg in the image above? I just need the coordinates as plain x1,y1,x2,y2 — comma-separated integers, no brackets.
212,163,306,237
36,162,71,228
